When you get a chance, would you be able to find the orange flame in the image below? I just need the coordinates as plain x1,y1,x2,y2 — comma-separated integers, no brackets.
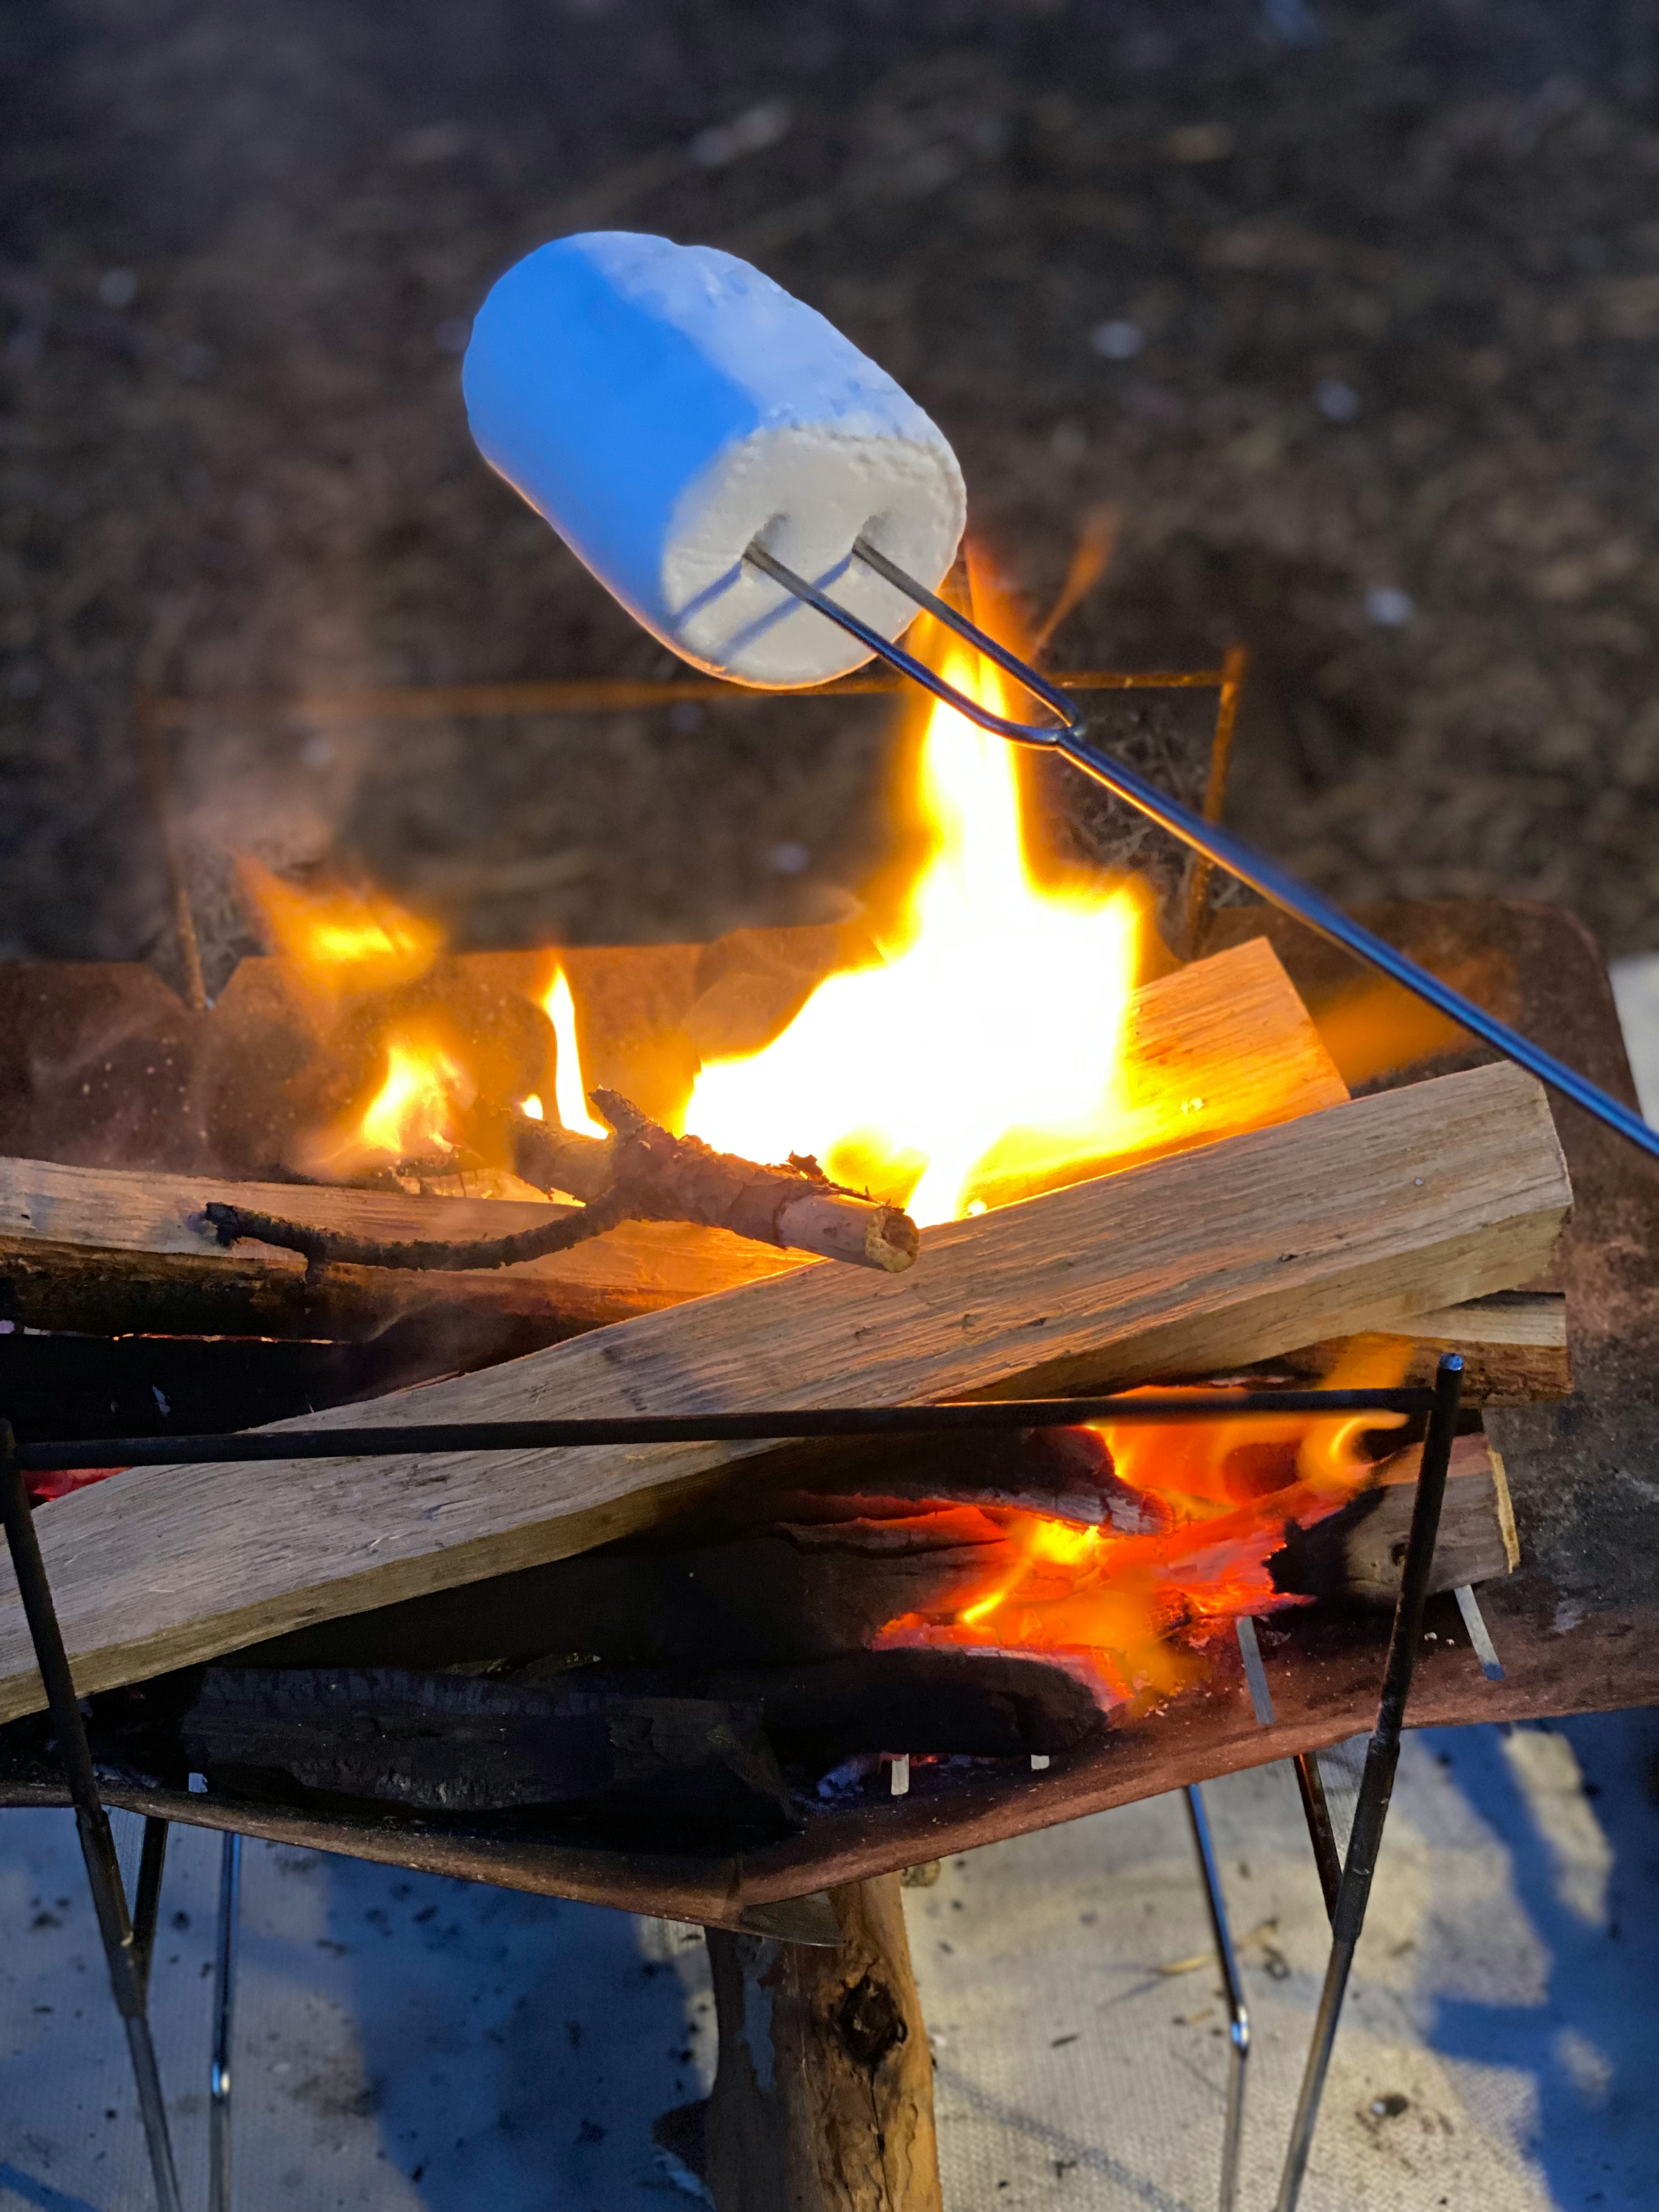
302,1025,477,1179
877,1341,1412,1710
541,964,606,1138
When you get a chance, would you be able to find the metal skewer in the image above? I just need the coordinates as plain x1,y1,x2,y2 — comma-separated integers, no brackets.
745,537,1659,1168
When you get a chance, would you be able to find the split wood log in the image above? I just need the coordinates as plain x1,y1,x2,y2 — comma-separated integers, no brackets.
704,1872,942,2212
0,1058,1569,1723
0,1172,796,1344
1265,1291,1570,1404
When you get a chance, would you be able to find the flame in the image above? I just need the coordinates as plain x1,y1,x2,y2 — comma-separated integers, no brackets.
302,1026,477,1178
542,965,607,1138
238,856,441,1014
684,639,1145,1224
358,1036,473,1160
877,1341,1412,1710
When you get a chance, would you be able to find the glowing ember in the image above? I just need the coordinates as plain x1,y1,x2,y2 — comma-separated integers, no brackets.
542,964,607,1138
877,1344,1413,1710
684,641,1145,1224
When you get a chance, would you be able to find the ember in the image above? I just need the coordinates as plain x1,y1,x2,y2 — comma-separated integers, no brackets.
876,1344,1412,1709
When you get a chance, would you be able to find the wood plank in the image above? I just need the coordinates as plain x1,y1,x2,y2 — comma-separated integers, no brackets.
0,1058,1569,1723
1268,1291,1571,1404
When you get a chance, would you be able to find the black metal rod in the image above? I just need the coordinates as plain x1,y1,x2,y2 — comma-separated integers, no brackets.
1290,1754,1342,1924
1273,1354,1464,2212
1185,1783,1250,2212
0,1424,184,2212
747,539,1659,1168
11,1386,1437,1471
131,1817,170,1996
210,1829,242,2212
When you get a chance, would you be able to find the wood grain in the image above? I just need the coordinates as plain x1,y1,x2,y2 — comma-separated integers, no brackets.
0,1058,1568,1723
1271,1291,1570,1404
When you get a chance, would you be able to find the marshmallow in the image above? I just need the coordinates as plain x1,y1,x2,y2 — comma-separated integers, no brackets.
463,233,966,688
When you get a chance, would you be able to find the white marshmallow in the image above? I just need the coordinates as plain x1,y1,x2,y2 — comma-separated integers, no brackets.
463,233,966,688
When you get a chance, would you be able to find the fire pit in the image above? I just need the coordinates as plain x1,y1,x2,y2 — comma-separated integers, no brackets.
1,637,1655,2212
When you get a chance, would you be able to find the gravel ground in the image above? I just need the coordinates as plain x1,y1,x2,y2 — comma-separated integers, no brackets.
4,0,1659,982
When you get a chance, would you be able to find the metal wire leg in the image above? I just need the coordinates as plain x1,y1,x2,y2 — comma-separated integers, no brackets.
210,1830,242,2212
0,1423,184,2212
1185,1783,1249,2212
132,1816,170,1993
1273,1355,1465,2212
1290,1755,1341,1924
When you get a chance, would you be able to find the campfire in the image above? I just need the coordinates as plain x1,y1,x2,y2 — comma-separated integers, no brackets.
14,609,1471,1740
0,591,1567,1862
2,220,1637,2212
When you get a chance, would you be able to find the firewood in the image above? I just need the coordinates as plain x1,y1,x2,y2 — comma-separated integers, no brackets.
1265,1291,1570,1404
83,1650,1100,1829
1273,1431,1517,1605
0,1058,1568,1724
704,1874,943,2212
251,1433,1510,1681
207,1088,919,1276
0,934,1336,1340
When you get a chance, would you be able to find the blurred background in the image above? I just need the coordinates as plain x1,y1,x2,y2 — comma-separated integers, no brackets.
4,0,1659,988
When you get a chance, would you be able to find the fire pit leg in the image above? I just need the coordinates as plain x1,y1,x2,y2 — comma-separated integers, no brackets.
1273,1353,1464,2212
1184,1783,1249,2212
0,1422,185,2212
703,1873,943,2212
210,1829,242,2212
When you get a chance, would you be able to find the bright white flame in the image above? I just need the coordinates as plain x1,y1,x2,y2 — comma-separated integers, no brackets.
543,966,606,1137
684,649,1142,1225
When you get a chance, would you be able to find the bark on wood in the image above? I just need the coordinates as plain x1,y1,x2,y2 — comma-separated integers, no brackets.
704,1872,942,2212
0,1058,1569,1723
208,1092,916,1275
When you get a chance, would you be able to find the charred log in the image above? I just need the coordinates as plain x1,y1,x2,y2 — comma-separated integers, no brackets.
172,1667,800,1843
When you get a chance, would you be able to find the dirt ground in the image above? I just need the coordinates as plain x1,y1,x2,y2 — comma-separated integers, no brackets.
5,0,1659,988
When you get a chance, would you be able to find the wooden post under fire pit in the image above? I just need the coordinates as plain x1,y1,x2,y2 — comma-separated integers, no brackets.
703,1873,942,2212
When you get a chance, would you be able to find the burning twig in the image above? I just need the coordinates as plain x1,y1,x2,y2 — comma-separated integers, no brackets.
205,1089,920,1276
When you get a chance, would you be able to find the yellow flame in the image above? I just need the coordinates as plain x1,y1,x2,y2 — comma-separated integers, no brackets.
542,966,606,1138
684,648,1143,1224
238,857,441,1012
303,1032,476,1178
